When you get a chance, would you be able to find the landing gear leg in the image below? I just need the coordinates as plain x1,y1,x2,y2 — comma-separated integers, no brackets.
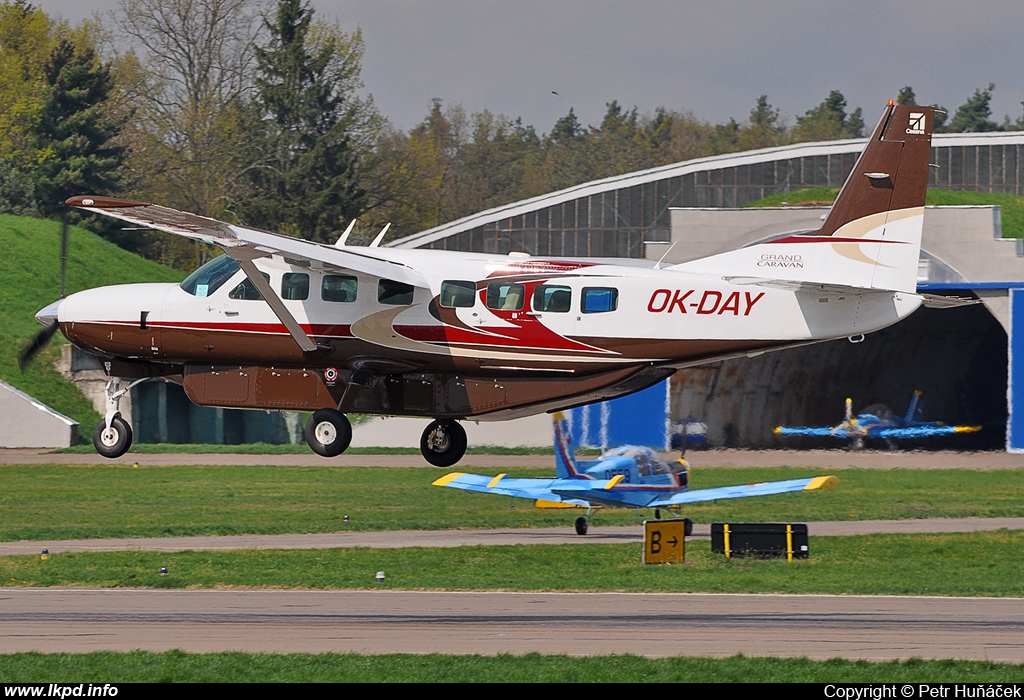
420,420,467,467
304,409,352,457
92,377,136,458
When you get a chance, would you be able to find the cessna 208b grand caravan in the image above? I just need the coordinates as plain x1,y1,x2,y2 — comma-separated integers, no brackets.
35,102,936,466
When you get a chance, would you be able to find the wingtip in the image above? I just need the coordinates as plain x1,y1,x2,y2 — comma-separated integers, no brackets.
432,472,464,486
65,195,149,208
805,475,839,491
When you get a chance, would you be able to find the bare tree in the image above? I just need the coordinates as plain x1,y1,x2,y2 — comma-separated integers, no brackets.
116,0,264,225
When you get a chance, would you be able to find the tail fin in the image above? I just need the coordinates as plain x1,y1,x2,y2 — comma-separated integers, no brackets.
904,390,924,423
552,412,580,478
674,102,934,294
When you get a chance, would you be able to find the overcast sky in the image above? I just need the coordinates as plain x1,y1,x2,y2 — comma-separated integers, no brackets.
31,0,1024,134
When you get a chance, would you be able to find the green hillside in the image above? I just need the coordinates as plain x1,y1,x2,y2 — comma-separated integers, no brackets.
0,214,183,441
746,189,1024,239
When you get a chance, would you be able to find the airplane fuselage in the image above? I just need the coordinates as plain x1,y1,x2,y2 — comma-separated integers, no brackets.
54,247,922,420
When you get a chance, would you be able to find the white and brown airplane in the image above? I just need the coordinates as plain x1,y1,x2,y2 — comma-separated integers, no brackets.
34,102,938,465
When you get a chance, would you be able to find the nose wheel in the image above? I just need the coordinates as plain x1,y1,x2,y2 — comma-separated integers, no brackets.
92,414,133,458
420,420,467,467
304,409,352,457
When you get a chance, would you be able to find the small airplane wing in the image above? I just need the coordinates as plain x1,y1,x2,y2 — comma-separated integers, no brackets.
648,476,838,507
432,472,608,506
773,426,851,438
64,196,429,290
875,425,980,438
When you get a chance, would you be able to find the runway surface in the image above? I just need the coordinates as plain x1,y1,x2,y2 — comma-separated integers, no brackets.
2,517,1023,556
3,588,1023,661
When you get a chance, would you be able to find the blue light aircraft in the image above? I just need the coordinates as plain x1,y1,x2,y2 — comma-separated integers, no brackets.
773,391,981,449
433,413,838,535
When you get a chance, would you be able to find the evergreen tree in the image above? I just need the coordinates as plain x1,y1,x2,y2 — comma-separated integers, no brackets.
31,37,128,216
897,86,917,105
948,84,1001,133
746,95,784,149
244,0,367,241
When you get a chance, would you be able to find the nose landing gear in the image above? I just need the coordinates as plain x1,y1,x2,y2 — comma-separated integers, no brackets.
420,420,467,467
91,377,147,459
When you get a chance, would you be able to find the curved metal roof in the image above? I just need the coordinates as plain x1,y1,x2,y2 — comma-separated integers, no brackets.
391,131,1024,249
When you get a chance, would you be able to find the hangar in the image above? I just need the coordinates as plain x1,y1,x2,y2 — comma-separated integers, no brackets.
392,131,1024,451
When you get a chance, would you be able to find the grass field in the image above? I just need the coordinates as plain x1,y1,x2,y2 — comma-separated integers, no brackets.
0,651,1021,683
2,532,1023,596
0,214,183,439
2,464,1022,541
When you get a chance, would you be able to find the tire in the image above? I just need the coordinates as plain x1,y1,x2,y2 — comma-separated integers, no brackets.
304,409,352,457
93,415,133,459
683,518,693,537
420,420,467,467
574,516,589,536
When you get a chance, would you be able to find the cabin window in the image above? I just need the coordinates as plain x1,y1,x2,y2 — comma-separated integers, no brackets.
281,273,309,300
379,279,414,305
322,275,358,302
533,285,571,313
440,280,476,308
227,272,270,300
582,287,618,313
486,282,525,310
180,254,239,297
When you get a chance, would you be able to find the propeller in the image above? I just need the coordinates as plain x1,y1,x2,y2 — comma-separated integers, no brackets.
18,319,59,371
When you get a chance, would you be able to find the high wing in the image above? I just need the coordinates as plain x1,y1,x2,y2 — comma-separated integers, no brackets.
647,476,837,507
64,196,429,290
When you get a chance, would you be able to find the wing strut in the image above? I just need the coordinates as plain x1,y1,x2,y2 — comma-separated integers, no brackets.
226,247,319,353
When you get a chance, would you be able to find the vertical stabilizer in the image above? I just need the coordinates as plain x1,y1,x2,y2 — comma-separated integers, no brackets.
552,412,580,478
674,103,934,294
905,390,924,423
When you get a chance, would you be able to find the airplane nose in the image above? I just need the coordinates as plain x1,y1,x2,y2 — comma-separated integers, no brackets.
35,299,62,326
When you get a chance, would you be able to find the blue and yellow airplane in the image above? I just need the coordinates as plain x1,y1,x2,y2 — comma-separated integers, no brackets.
773,391,981,448
433,413,838,535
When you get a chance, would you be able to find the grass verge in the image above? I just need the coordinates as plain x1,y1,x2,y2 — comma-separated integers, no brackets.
2,464,1022,541
0,651,1021,682
2,532,1024,597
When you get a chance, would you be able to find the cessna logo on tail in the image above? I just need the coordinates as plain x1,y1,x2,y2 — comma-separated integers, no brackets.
907,112,926,135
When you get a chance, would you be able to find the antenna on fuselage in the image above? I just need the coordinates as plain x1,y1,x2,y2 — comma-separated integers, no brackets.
335,219,357,247
654,241,677,269
369,222,391,248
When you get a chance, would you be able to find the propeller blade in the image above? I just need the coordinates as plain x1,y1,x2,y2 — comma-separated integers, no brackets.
18,320,59,371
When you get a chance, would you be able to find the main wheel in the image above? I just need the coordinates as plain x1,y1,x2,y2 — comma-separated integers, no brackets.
93,415,133,459
304,409,352,457
683,517,693,537
574,516,589,536
420,420,467,467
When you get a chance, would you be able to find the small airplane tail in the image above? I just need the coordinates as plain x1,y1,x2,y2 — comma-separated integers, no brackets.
904,390,924,423
552,412,581,479
673,102,934,295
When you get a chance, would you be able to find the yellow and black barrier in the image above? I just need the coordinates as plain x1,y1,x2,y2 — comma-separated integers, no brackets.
711,523,808,560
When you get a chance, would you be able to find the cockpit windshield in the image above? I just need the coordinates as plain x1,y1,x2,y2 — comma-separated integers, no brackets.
180,255,240,297
609,446,687,476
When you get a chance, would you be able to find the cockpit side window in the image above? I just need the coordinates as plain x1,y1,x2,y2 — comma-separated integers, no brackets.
486,282,524,310
180,255,240,297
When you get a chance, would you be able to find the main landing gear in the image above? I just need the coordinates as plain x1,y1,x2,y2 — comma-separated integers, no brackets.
420,420,467,467
304,409,353,457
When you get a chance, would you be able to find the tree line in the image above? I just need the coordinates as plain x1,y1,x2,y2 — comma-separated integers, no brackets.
1,0,1022,269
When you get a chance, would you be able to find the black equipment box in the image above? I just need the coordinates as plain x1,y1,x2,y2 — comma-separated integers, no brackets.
711,523,809,559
